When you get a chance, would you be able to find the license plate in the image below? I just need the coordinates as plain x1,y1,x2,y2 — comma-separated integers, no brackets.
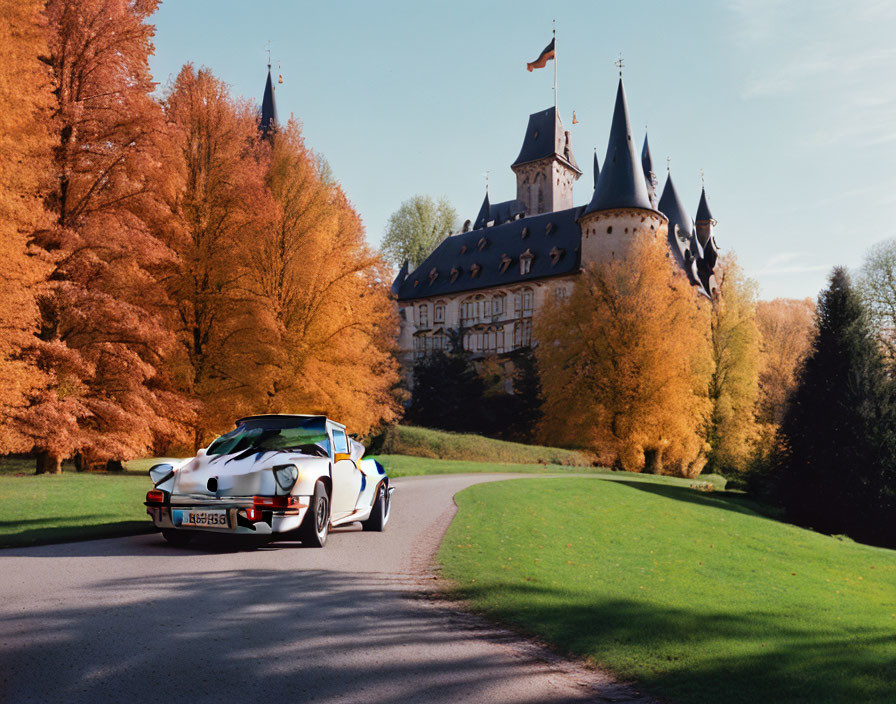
173,509,229,528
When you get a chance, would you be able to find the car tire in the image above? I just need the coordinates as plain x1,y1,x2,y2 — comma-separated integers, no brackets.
361,482,390,532
300,481,330,547
162,529,193,547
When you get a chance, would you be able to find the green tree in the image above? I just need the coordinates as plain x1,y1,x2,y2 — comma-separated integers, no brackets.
778,267,896,547
407,350,485,433
381,195,457,269
706,256,761,474
858,238,896,364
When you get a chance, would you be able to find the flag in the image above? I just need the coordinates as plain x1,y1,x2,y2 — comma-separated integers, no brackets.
572,111,578,124
526,38,555,72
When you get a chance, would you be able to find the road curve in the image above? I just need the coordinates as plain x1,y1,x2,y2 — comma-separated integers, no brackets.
0,473,653,704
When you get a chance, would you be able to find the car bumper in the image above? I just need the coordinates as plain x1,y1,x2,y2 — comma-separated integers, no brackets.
146,497,310,535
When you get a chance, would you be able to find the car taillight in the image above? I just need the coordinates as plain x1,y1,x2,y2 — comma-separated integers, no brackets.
146,489,165,504
252,495,303,509
245,507,262,522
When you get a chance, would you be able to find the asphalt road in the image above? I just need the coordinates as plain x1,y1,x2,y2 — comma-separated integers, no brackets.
0,474,654,704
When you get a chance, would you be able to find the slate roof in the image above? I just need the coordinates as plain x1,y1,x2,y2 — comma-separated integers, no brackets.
696,186,714,222
592,150,600,189
259,67,278,136
473,193,527,229
641,132,654,178
586,80,654,214
395,207,584,301
512,107,581,174
658,172,695,274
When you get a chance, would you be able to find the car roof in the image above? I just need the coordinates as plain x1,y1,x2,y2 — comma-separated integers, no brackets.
235,414,345,429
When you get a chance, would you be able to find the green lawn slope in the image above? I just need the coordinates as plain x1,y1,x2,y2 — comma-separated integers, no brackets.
376,425,595,466
438,476,896,704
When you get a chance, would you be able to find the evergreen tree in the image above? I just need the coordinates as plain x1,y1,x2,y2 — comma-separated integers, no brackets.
778,267,895,547
407,350,485,433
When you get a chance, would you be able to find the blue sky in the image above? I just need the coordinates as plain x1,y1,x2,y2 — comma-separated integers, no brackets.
148,0,896,300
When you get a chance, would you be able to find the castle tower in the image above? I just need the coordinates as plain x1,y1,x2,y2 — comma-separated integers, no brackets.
658,170,698,284
592,149,600,191
579,78,666,263
511,107,582,215
694,185,715,249
259,65,278,139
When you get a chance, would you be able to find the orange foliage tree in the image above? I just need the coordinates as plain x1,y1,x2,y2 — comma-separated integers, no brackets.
249,119,400,435
160,64,273,445
755,297,815,425
0,0,54,453
12,0,192,472
536,234,711,476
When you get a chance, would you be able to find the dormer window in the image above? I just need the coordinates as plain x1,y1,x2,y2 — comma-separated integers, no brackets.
499,254,512,273
478,237,488,251
549,246,564,266
520,249,534,275
428,267,438,284
521,227,529,239
545,221,554,236
449,267,460,283
470,262,481,278
460,245,467,255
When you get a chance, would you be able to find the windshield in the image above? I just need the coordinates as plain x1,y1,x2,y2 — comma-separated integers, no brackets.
207,416,330,457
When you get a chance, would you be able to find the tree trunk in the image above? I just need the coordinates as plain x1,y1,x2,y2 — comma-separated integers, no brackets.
35,451,63,474
74,453,85,472
106,459,124,472
643,447,663,475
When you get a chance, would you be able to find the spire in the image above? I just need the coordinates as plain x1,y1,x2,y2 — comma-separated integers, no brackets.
696,186,714,222
658,171,693,270
473,190,491,230
641,132,653,177
390,260,409,296
592,149,600,190
585,79,652,214
259,65,278,138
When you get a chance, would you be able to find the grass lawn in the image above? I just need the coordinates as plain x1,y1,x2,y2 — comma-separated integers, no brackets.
438,476,896,704
0,472,153,548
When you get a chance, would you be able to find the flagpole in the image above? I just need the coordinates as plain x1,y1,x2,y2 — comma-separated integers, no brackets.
553,19,558,112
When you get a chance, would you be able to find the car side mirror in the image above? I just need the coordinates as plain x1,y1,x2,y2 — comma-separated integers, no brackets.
334,452,351,463
195,448,207,458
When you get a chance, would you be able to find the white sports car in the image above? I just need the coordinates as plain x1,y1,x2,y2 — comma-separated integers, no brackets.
144,414,392,547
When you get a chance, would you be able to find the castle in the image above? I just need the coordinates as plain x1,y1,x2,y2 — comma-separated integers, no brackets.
390,76,720,375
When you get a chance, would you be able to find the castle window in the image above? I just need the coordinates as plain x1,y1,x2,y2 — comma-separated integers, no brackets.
549,246,565,266
514,288,534,317
470,262,481,278
514,320,532,348
434,303,446,323
418,304,429,329
537,188,544,212
555,286,569,303
607,226,613,234
478,237,488,251
545,221,554,236
449,267,460,283
520,249,534,275
492,294,505,317
499,254,512,273
460,245,467,255
521,227,529,239
461,298,478,325
428,267,438,284
433,332,448,352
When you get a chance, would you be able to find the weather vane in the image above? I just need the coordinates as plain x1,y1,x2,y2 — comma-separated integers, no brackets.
485,170,490,192
615,53,624,76
700,168,705,186
667,156,671,173
266,41,272,68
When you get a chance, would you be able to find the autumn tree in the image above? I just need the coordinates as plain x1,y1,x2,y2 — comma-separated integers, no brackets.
160,64,272,444
778,268,896,547
247,118,399,435
12,0,192,473
380,195,457,269
705,256,761,473
0,0,54,453
755,297,815,425
536,234,712,476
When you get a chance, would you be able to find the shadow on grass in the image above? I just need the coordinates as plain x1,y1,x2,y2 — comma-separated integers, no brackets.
0,520,155,549
610,479,783,520
451,581,893,704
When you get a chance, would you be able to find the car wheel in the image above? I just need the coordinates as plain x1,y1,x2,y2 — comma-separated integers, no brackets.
361,482,390,532
162,529,193,547
300,481,330,547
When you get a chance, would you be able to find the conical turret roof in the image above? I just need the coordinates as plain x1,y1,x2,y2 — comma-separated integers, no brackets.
512,107,581,173
585,79,653,214
592,150,600,190
260,67,278,137
473,190,491,230
658,171,693,269
696,186,714,222
641,132,653,177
